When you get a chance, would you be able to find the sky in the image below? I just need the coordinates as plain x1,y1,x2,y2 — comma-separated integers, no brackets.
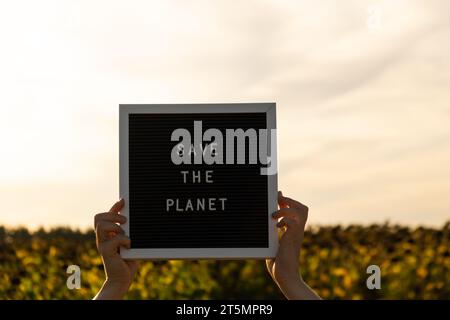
0,0,449,229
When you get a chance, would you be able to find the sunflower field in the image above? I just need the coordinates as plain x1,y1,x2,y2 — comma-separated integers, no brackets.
0,223,449,299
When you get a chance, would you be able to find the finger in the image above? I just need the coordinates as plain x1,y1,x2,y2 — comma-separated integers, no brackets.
272,208,301,220
278,191,288,208
273,208,308,227
100,234,131,256
96,221,125,243
94,212,127,229
279,194,307,210
276,217,298,229
109,198,125,214
279,197,309,213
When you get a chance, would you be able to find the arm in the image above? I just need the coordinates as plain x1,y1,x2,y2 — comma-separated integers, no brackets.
93,199,139,300
266,191,321,300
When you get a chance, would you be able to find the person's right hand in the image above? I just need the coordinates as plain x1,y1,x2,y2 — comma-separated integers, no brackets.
93,199,138,299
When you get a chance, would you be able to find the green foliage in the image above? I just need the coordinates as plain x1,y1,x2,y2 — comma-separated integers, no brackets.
0,223,449,299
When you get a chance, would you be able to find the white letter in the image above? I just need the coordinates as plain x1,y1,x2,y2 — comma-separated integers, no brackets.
218,198,227,210
205,170,213,183
66,265,81,290
185,199,193,211
171,129,192,165
197,198,205,211
192,171,201,183
203,129,223,164
166,199,174,211
180,171,189,183
209,198,216,211
260,129,277,175
193,121,203,164
366,265,381,289
175,198,182,212
226,128,257,164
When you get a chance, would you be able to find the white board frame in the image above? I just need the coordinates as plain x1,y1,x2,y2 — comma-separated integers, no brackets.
119,103,278,260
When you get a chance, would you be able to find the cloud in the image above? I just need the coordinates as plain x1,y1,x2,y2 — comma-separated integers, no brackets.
0,0,449,228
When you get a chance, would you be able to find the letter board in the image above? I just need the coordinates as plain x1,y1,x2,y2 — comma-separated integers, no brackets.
119,103,277,259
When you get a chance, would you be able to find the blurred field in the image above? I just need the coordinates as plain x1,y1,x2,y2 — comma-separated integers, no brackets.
0,223,449,300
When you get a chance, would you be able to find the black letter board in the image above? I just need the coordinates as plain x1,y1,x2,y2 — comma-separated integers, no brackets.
119,103,277,259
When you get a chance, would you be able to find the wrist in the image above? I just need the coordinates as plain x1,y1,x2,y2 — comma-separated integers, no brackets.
273,264,302,286
276,271,303,289
105,278,131,293
275,273,321,300
95,279,131,300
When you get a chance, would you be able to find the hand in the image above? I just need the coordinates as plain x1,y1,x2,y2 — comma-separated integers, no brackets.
266,191,320,300
93,199,138,300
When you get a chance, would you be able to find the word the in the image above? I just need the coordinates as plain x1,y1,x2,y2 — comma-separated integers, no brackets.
180,170,213,183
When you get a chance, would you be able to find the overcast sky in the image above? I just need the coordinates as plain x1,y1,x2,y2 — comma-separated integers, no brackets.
1,0,449,229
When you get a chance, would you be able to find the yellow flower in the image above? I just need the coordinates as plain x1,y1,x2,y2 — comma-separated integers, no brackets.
416,267,428,279
332,267,347,277
391,264,402,274
333,286,346,298
343,275,353,289
49,246,58,257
